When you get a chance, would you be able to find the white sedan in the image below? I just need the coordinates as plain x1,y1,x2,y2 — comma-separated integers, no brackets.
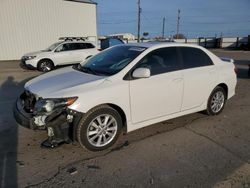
14,43,237,151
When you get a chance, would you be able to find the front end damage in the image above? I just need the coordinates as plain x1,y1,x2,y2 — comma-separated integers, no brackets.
13,90,82,148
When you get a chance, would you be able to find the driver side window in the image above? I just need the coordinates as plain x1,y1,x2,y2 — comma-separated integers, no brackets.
55,44,63,52
136,47,181,76
55,43,73,52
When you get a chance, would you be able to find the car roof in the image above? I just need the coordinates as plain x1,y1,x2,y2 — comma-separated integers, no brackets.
124,42,200,49
62,41,93,44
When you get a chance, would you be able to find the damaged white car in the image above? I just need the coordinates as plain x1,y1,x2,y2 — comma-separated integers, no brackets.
14,43,237,151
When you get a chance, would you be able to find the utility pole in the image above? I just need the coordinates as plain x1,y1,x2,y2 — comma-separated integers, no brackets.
162,17,166,39
176,9,180,39
137,0,141,43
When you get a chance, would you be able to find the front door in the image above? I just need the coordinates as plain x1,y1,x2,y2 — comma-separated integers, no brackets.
129,47,184,124
54,43,81,65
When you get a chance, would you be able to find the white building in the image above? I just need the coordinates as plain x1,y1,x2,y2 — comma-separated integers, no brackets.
0,0,97,60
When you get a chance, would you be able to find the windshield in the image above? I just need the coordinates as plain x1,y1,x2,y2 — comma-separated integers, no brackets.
79,45,146,76
44,42,63,51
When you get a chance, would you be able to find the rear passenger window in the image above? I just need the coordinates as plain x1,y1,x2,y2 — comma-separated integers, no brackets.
180,47,213,69
73,43,86,50
137,47,181,76
85,43,95,49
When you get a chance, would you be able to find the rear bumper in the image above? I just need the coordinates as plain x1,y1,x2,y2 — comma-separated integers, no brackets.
13,98,37,129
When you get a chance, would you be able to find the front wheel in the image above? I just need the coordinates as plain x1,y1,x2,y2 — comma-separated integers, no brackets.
77,105,123,151
37,59,54,72
206,86,227,116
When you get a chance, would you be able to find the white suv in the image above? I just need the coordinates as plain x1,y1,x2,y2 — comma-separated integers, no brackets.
21,41,99,72
14,43,237,151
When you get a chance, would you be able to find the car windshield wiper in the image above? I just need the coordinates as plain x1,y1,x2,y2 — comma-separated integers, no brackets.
73,64,111,76
81,66,98,75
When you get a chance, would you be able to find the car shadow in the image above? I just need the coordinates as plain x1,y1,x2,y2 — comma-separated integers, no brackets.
0,76,34,187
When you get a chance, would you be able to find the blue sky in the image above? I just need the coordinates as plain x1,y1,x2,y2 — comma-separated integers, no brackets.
95,0,250,38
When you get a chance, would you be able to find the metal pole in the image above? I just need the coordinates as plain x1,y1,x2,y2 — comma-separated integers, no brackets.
137,0,141,43
162,17,165,39
176,9,180,39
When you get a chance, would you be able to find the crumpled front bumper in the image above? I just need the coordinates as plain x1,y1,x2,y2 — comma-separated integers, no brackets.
13,98,38,129
13,94,83,145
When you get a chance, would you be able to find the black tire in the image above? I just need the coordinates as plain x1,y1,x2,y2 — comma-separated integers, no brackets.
206,86,227,116
77,105,123,151
37,59,54,72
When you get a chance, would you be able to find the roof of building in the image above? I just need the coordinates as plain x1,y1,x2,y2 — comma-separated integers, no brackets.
65,0,97,5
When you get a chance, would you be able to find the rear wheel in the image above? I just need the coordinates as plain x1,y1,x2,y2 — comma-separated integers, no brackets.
206,86,226,116
77,105,122,151
37,59,54,72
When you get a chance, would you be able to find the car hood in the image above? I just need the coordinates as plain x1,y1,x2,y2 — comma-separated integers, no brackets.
25,67,106,98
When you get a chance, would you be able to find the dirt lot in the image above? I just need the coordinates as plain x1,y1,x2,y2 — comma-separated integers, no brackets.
0,49,250,188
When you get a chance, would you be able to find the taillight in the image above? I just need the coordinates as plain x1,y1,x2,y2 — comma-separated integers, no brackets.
234,64,238,74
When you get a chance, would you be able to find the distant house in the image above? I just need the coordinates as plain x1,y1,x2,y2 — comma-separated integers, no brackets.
108,33,136,41
0,0,97,60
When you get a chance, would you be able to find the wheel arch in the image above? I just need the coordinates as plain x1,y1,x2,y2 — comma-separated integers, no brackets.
72,103,128,141
38,58,54,66
216,83,228,99
106,103,127,132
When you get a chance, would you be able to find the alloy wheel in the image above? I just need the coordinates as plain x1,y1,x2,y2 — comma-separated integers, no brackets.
86,114,118,147
40,61,52,72
210,91,225,113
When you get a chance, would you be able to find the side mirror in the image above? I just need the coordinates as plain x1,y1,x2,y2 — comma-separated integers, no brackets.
132,67,151,79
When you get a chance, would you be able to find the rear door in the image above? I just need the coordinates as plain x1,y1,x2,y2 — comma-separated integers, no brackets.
74,43,98,62
179,47,217,111
71,43,88,63
83,43,99,58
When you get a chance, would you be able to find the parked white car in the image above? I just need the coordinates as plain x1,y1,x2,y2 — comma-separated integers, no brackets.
20,40,99,72
14,43,237,151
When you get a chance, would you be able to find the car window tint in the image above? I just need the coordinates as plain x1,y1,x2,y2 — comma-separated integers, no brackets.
137,47,181,76
180,47,213,69
77,43,87,49
85,43,95,49
72,43,87,50
61,43,74,51
109,38,124,46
